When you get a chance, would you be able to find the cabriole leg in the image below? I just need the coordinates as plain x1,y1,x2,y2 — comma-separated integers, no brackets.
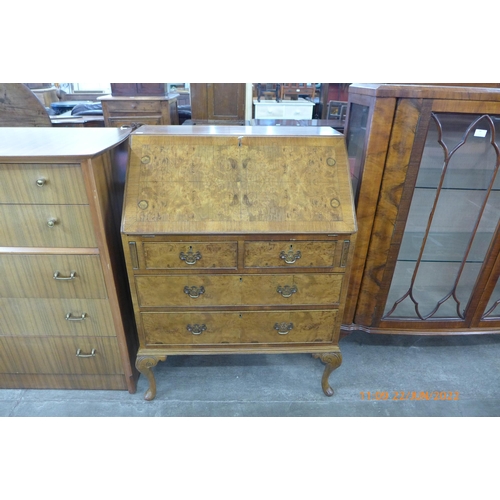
136,355,167,401
312,351,342,397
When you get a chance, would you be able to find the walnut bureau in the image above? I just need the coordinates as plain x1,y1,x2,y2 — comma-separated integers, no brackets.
121,125,356,400
0,128,138,392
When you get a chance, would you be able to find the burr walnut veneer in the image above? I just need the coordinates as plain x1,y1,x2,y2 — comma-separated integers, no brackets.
121,125,356,400
0,128,138,391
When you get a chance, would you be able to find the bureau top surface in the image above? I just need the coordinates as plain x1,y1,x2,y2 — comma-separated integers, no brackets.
0,127,130,160
122,127,356,235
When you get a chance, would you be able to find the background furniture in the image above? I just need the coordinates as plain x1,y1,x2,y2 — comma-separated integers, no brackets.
98,94,179,127
253,98,314,120
190,83,246,122
110,83,167,96
280,83,316,101
121,125,356,400
0,83,52,127
342,83,500,336
0,128,138,390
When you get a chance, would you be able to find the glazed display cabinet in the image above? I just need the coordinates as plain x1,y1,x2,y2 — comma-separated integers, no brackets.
343,84,500,335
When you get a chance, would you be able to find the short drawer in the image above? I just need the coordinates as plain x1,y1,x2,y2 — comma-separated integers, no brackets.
244,241,338,268
0,204,96,247
0,254,108,299
0,163,87,204
0,298,115,337
136,273,343,307
107,116,162,127
254,104,285,119
104,100,162,113
0,336,123,375
142,241,238,270
286,106,313,119
141,310,337,346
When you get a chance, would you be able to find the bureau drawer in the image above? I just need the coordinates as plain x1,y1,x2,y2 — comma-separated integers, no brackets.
0,298,115,337
105,101,162,113
141,310,337,345
142,242,238,269
136,273,343,307
0,336,123,375
0,204,96,247
244,241,338,268
0,163,87,204
107,116,162,127
0,254,108,299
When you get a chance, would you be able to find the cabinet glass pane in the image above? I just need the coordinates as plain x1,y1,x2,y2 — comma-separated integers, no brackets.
345,103,369,205
384,113,500,320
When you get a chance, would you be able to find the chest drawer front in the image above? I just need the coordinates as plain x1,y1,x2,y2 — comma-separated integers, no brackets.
141,310,337,346
143,242,238,270
0,204,96,247
244,241,338,268
108,116,162,127
136,273,343,307
105,100,162,113
0,336,123,375
0,254,107,299
0,163,87,204
0,298,115,337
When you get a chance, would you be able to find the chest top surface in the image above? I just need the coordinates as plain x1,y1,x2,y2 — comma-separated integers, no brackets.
122,126,356,235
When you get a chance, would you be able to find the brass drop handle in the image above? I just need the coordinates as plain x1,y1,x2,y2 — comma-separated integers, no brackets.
47,218,58,227
274,322,294,335
280,246,301,264
184,285,205,298
53,271,76,280
277,285,297,298
36,178,46,187
179,246,202,265
76,348,96,358
66,313,87,321
187,324,207,335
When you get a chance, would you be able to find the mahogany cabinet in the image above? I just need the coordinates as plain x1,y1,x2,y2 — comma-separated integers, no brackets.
0,128,138,391
190,83,246,122
342,83,500,335
98,94,179,128
121,125,357,400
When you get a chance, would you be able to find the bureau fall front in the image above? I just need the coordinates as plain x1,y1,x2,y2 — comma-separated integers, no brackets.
121,125,357,400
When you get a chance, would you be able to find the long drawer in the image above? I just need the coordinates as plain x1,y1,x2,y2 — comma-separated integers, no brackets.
0,298,115,337
0,204,96,247
141,310,337,345
0,336,123,375
0,254,108,299
105,100,162,113
136,273,344,307
0,163,87,204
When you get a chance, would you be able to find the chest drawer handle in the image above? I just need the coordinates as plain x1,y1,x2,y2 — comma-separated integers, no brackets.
53,271,76,280
47,218,58,227
179,247,202,265
187,324,207,335
184,285,205,298
65,312,87,321
280,248,301,264
277,285,297,298
76,348,96,358
274,322,294,335
36,178,46,187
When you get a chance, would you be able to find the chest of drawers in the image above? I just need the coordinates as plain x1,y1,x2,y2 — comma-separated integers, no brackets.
253,98,315,120
99,94,179,128
0,128,138,392
121,125,356,400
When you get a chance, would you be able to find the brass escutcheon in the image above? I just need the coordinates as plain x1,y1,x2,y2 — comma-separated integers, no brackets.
326,157,336,166
330,198,340,208
184,285,205,298
277,285,298,298
274,322,294,335
138,200,149,210
179,246,202,265
141,156,150,164
187,324,207,335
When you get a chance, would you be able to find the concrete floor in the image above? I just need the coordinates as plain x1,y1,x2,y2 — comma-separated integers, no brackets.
1,330,500,417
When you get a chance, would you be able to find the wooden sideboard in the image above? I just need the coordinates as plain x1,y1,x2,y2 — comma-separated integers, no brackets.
121,125,357,400
342,83,500,336
0,128,138,391
98,94,179,127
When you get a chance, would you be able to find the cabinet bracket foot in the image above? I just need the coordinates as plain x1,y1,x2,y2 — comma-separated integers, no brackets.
136,355,167,401
312,351,342,397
